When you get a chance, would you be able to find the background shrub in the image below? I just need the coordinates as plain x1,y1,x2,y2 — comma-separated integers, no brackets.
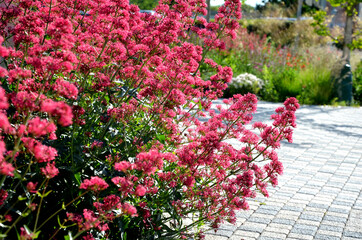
352,60,362,104
239,19,329,47
206,24,347,105
224,73,264,98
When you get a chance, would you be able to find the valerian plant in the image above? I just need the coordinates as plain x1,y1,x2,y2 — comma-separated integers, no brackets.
0,0,299,239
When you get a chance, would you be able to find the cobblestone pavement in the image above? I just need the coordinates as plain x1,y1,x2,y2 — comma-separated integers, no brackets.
204,100,362,240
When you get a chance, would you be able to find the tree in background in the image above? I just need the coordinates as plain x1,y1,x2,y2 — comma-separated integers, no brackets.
312,0,361,62
260,0,295,8
312,0,361,103
256,0,319,17
129,0,158,10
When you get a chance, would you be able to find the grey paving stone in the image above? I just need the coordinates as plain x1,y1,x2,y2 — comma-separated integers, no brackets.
314,234,341,240
290,224,318,236
219,224,238,232
319,225,344,232
307,202,330,209
282,205,304,212
229,237,255,240
204,235,229,240
258,205,283,211
205,229,233,238
328,206,351,214
235,211,253,218
273,191,294,198
332,200,354,207
320,187,340,194
265,226,290,235
287,232,314,240
248,217,272,225
271,218,296,226
299,213,324,222
320,220,346,228
258,236,285,240
323,215,348,223
325,181,345,188
343,231,362,238
342,185,360,192
232,230,260,238
254,208,279,215
298,188,320,195
304,206,327,213
238,222,267,234
337,193,359,200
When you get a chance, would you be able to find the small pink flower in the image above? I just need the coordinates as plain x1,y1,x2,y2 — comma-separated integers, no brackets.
26,182,38,193
135,185,147,196
27,203,37,211
22,137,58,162
20,226,36,240
4,214,12,222
82,234,95,240
41,99,73,126
83,233,95,240
114,161,131,172
80,177,109,192
0,159,14,177
0,113,14,134
183,176,195,187
27,117,57,138
53,78,78,99
41,162,59,179
122,202,138,216
111,176,134,195
0,189,8,206
0,67,8,78
0,37,9,57
0,87,9,109
82,209,99,230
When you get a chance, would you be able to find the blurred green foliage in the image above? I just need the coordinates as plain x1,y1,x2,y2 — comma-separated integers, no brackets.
130,0,158,10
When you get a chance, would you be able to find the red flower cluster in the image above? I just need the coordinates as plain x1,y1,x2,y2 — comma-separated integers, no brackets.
80,177,109,193
0,0,299,239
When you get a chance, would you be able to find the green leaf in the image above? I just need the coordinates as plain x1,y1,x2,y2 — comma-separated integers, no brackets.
198,101,203,111
64,231,73,240
33,230,41,239
13,171,22,180
0,233,7,238
18,196,27,201
43,190,52,197
21,210,31,217
156,135,166,144
36,190,52,198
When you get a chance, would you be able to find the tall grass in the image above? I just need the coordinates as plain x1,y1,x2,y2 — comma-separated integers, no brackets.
294,47,340,104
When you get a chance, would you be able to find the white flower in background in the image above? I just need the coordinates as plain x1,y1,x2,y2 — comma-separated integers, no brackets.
230,73,264,89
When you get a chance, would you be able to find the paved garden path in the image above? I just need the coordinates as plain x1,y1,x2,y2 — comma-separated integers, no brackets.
205,100,362,240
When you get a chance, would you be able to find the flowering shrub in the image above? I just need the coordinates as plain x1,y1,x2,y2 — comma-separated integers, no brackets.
0,0,299,239
225,73,264,97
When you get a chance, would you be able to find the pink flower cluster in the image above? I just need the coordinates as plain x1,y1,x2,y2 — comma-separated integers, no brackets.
0,0,299,238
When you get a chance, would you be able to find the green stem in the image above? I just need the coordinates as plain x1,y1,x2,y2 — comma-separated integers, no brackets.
2,206,29,238
33,179,49,232
41,0,53,45
36,191,89,231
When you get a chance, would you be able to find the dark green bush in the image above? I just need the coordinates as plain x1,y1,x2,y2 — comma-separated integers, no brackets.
352,60,362,104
